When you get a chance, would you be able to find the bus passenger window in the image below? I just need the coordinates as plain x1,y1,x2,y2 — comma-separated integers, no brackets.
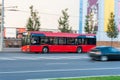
87,38,96,45
40,37,49,44
49,38,54,44
58,38,66,45
82,39,84,44
78,39,82,45
54,38,58,45
67,38,75,45
75,39,78,44
84,39,88,45
31,37,40,45
50,38,58,45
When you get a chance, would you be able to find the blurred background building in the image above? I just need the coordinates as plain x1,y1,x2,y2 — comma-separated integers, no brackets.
2,0,79,39
79,0,87,33
0,4,1,24
0,0,120,48
78,0,120,47
96,0,120,47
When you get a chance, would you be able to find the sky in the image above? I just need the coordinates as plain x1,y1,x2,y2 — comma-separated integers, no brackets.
4,0,79,31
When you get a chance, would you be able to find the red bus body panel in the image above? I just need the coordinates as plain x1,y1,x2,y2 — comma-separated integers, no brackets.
81,45,96,52
21,32,96,53
49,45,77,52
29,46,43,52
21,45,95,53
21,45,30,52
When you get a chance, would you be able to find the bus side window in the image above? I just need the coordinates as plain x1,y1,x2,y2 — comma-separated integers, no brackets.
81,38,87,45
49,38,54,44
58,38,66,45
49,38,58,45
78,38,82,45
41,40,45,44
40,37,49,44
82,39,85,44
75,39,78,45
31,37,40,45
84,38,88,45
53,38,58,45
87,38,96,45
67,38,75,45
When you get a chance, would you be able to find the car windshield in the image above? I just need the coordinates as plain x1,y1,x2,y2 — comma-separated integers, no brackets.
93,47,120,53
108,47,119,52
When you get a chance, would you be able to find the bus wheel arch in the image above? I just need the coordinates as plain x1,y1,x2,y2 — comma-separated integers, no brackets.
77,47,82,53
42,46,49,53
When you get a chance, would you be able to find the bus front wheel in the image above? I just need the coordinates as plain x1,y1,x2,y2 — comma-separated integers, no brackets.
77,47,82,53
42,47,49,53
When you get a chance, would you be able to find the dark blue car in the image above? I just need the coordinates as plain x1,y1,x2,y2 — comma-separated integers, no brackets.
89,46,120,61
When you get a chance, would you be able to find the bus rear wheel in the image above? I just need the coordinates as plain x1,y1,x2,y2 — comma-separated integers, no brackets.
77,47,82,53
42,47,49,53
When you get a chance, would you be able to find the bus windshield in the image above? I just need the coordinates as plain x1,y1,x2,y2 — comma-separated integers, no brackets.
22,35,30,46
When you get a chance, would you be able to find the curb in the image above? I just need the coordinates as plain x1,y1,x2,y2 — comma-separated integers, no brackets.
0,48,21,53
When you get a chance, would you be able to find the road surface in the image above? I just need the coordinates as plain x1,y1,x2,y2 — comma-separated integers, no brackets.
0,52,120,80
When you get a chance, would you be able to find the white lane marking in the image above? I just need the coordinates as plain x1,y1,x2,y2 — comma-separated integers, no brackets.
0,56,88,60
0,57,17,60
46,63,68,65
0,57,41,60
13,57,41,60
1,67,120,74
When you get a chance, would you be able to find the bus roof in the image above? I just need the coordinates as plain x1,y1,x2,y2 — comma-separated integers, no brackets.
29,31,96,38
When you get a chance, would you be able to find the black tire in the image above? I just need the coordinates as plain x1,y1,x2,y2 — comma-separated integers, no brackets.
42,47,49,53
77,47,82,53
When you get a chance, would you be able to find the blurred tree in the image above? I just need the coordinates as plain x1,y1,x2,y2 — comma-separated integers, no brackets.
106,12,119,46
84,15,91,33
58,8,72,33
26,5,40,31
84,13,97,34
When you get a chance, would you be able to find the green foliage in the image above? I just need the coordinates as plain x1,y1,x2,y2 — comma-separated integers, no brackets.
58,8,72,33
54,76,120,80
26,5,40,31
84,13,97,34
106,12,118,39
106,12,119,46
84,15,91,33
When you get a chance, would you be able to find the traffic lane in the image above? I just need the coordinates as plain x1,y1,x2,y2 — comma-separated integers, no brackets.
1,66,120,80
0,52,88,57
0,54,120,72
0,53,89,72
0,62,120,80
1,58,120,72
0,53,120,80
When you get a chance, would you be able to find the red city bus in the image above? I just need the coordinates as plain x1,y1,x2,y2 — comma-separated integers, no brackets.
21,31,96,53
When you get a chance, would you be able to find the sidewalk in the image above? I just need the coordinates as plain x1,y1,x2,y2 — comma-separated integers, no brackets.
1,48,21,53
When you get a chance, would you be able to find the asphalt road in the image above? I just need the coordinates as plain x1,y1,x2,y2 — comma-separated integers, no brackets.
0,52,120,80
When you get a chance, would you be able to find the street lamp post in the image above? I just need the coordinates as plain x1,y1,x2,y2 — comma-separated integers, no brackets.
0,0,4,51
0,0,17,51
